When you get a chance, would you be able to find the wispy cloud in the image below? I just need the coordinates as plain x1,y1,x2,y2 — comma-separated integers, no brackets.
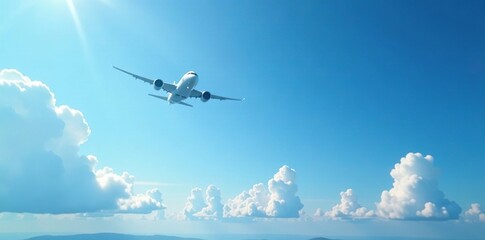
135,181,181,187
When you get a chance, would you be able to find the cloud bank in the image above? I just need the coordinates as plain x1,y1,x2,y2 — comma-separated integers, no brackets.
1,75,473,223
0,69,164,214
183,166,304,220
376,152,461,220
224,165,304,218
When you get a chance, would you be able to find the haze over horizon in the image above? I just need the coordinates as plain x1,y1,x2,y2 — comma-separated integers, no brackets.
0,0,484,239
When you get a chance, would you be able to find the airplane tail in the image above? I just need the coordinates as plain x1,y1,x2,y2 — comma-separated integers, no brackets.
147,94,193,107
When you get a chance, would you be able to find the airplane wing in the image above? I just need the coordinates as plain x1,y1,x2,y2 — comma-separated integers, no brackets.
189,89,244,101
113,66,177,93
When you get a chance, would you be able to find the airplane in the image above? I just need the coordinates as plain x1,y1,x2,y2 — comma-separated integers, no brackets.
113,66,243,107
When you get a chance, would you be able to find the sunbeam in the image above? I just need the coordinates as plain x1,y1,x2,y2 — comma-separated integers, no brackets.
65,0,88,51
64,0,96,81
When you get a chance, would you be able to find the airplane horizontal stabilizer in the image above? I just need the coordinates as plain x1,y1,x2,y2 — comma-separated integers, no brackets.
148,94,168,101
176,101,193,107
147,94,193,107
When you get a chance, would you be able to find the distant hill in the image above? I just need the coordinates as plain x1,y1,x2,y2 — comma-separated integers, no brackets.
25,233,335,240
25,233,203,240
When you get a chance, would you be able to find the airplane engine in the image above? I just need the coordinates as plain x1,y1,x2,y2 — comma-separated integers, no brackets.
201,91,211,102
153,79,164,90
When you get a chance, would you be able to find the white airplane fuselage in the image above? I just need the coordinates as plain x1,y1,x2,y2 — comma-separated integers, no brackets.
167,72,198,104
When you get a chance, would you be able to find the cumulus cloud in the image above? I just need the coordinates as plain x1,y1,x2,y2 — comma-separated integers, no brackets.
376,152,461,220
313,208,325,218
0,69,164,214
118,188,166,214
266,165,304,217
320,189,374,220
183,185,223,220
197,185,224,219
183,187,205,219
225,165,303,218
224,183,269,218
463,203,485,222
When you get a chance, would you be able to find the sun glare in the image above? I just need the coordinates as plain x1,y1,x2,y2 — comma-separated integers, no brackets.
65,0,88,50
63,0,97,75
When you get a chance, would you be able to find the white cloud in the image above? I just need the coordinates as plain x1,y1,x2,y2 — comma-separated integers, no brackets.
183,187,205,220
376,152,461,220
266,165,304,217
183,185,223,220
463,203,485,222
196,185,224,219
225,165,304,218
322,189,374,220
118,189,166,214
224,183,269,218
313,208,325,218
0,69,164,214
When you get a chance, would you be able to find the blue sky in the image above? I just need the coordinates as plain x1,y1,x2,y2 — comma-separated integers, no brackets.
1,0,484,238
